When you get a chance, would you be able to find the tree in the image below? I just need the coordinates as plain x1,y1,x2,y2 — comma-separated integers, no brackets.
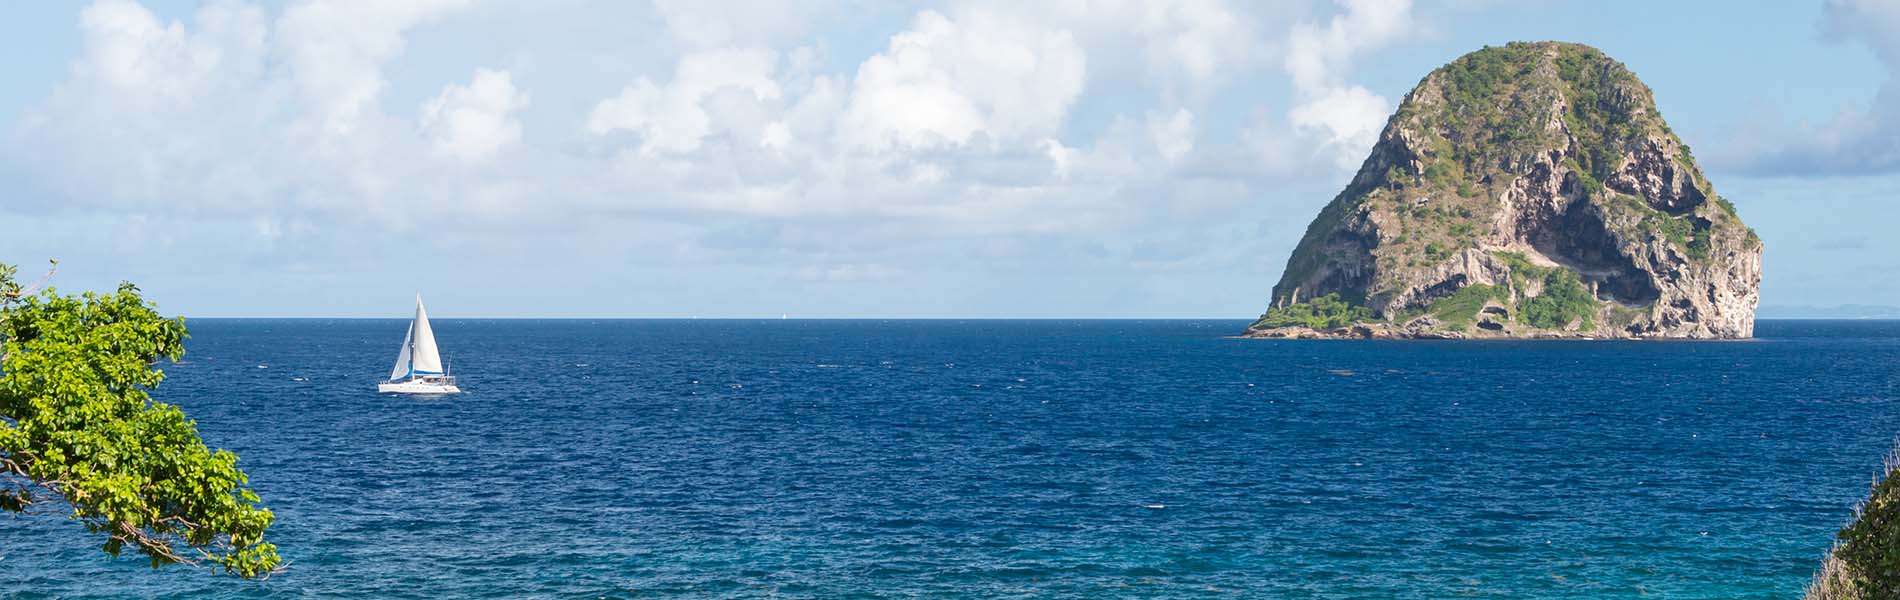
0,261,279,578
1809,447,1900,600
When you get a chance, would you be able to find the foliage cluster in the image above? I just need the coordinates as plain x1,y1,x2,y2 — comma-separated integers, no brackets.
0,263,279,578
1563,158,1606,197
1613,194,1716,262
1516,267,1597,330
1603,303,1649,329
1426,283,1505,329
1417,252,1602,332
1810,450,1900,600
1429,43,1551,180
1553,44,1646,189
1253,293,1375,331
1492,251,1544,284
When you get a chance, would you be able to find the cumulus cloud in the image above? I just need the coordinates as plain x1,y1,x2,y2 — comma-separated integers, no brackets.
1730,0,1900,175
649,0,843,49
421,68,529,161
273,0,471,136
8,0,481,220
3,0,1425,278
587,48,783,154
1147,108,1196,163
961,0,1276,99
1281,0,1412,169
839,9,1086,150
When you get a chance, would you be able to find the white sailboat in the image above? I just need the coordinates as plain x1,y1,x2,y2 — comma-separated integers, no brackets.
378,295,461,394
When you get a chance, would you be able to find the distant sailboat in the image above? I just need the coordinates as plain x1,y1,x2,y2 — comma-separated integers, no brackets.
378,295,461,394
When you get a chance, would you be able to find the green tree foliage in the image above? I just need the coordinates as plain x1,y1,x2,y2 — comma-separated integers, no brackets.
1517,269,1596,330
1808,448,1900,600
0,262,279,578
1252,293,1375,330
1427,284,1503,328
1552,44,1644,186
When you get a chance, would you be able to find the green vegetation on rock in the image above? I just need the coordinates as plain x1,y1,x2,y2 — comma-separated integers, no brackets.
1252,293,1374,331
1807,449,1900,600
1427,284,1504,329
0,262,279,578
1256,41,1762,339
1517,268,1596,331
1553,45,1648,187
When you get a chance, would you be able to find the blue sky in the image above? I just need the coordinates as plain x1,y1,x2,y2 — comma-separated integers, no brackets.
0,0,1896,318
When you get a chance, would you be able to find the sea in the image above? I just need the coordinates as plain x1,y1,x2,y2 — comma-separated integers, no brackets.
4,319,1899,599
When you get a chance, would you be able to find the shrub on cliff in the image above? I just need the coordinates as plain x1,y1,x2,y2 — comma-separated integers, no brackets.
1808,447,1900,600
1252,294,1375,331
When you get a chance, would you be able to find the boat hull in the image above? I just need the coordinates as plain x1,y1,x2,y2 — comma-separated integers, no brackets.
378,380,461,394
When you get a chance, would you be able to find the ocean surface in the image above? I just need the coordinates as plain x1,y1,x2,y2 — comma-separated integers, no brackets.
5,319,1900,599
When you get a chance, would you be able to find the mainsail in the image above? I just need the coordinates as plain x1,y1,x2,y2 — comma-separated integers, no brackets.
411,296,444,375
387,295,445,381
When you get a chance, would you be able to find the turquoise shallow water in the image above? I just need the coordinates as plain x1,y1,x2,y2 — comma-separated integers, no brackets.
3,319,1899,598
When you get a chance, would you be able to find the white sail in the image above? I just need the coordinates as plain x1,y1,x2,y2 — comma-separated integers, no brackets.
410,295,444,375
388,321,414,381
378,294,460,394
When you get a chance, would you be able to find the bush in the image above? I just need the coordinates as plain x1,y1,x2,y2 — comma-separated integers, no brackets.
1652,213,1713,261
1425,159,1458,188
1687,228,1712,261
1517,269,1597,330
1812,449,1900,600
1253,293,1375,330
1428,284,1502,327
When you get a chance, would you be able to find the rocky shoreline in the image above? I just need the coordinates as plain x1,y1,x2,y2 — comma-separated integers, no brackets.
1238,322,1756,340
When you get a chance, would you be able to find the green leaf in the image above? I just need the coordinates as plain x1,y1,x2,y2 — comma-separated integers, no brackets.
0,264,280,578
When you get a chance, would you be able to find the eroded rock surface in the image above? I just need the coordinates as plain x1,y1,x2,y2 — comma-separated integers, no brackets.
1248,42,1761,340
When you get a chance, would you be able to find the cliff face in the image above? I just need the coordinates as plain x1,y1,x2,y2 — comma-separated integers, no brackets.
1250,42,1761,339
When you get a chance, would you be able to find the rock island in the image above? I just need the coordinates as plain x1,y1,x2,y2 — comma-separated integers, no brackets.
1247,42,1761,340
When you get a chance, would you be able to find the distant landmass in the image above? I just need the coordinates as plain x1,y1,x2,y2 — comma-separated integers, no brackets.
1246,41,1761,340
1758,305,1900,320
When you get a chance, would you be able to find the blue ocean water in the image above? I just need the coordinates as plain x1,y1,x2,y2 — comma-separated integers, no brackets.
4,319,1900,599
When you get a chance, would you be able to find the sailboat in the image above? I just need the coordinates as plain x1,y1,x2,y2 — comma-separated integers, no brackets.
378,295,461,394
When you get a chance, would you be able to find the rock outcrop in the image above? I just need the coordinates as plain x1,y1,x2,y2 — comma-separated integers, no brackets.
1247,42,1761,339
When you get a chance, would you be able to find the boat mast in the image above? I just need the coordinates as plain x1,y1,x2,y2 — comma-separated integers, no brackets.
407,319,416,379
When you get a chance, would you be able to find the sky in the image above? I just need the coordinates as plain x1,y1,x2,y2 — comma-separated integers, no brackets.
0,0,1896,318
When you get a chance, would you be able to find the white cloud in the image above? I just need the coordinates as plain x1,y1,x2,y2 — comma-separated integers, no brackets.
72,0,266,106
1147,108,1195,163
838,8,1086,150
1730,0,1900,175
1286,84,1389,167
421,68,529,161
1283,0,1410,93
273,0,470,137
1282,0,1412,169
961,0,1278,99
5,0,1407,277
7,0,494,222
649,0,842,49
0,0,1491,317
586,48,783,154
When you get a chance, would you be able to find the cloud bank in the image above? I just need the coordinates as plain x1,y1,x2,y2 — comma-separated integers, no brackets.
0,0,1450,315
1730,0,1900,176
